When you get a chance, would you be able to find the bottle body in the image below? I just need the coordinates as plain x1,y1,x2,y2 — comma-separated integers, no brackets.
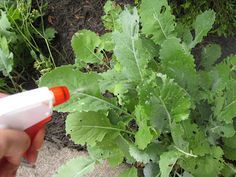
0,87,54,131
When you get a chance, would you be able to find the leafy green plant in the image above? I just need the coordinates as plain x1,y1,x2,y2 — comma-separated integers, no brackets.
168,0,236,37
0,0,56,92
135,0,236,36
39,0,236,176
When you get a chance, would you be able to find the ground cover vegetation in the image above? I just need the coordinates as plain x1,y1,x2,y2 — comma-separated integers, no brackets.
0,0,56,92
169,0,236,37
135,0,236,37
39,0,236,176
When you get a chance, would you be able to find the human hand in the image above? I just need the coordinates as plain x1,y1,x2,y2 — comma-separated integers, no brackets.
0,93,45,177
0,129,30,177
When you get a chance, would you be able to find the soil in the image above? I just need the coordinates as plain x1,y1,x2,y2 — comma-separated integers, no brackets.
193,35,236,67
41,0,235,150
45,0,106,65
45,112,84,150
45,0,134,65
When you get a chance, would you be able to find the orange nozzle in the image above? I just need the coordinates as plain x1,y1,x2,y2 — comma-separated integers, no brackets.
49,86,70,106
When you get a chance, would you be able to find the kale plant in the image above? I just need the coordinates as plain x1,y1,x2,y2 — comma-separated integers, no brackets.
39,0,236,176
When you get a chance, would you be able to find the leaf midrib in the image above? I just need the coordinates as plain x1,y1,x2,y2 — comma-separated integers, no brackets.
77,92,134,118
153,10,167,39
74,161,95,177
71,125,134,135
131,37,143,81
158,96,172,125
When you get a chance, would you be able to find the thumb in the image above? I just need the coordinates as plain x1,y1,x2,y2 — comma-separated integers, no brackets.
0,129,30,165
0,93,7,98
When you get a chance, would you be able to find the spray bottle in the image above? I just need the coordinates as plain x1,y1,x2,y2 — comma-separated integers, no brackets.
0,86,70,139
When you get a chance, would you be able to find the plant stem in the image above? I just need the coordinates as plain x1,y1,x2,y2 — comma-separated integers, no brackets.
30,24,56,67
75,92,135,120
174,146,197,158
71,125,135,135
223,161,236,173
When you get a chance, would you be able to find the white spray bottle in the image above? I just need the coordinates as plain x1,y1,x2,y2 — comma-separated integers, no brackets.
0,86,70,139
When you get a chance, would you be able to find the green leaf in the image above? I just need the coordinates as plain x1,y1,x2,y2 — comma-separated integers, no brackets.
182,171,194,177
189,10,216,49
88,134,124,167
44,27,57,41
102,0,122,30
215,80,236,123
223,134,236,148
199,62,232,101
53,157,95,177
7,6,21,21
179,155,223,177
118,167,138,177
159,150,181,177
99,68,131,106
113,8,154,82
88,146,123,167
178,120,215,157
115,135,136,163
223,135,236,161
172,120,223,157
221,163,236,177
139,0,176,45
100,33,114,51
100,68,138,112
143,162,160,177
0,36,13,76
201,44,221,70
175,23,193,47
171,122,189,152
129,145,152,164
129,144,159,164
39,66,115,112
139,74,191,133
71,30,103,65
38,3,236,176
66,111,119,146
209,122,235,138
0,10,11,35
223,146,236,161
160,37,198,97
225,55,236,68
134,105,153,149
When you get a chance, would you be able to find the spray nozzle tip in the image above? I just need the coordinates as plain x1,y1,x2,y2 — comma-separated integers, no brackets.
49,86,70,106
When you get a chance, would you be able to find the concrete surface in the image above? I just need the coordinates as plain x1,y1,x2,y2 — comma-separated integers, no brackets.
17,141,127,177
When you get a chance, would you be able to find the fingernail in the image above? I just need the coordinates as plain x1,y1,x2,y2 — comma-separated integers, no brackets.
21,158,36,168
29,151,38,164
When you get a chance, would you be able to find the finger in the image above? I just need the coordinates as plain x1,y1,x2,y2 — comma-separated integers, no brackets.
0,129,30,165
32,127,45,150
24,127,45,164
0,93,7,98
0,157,19,177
